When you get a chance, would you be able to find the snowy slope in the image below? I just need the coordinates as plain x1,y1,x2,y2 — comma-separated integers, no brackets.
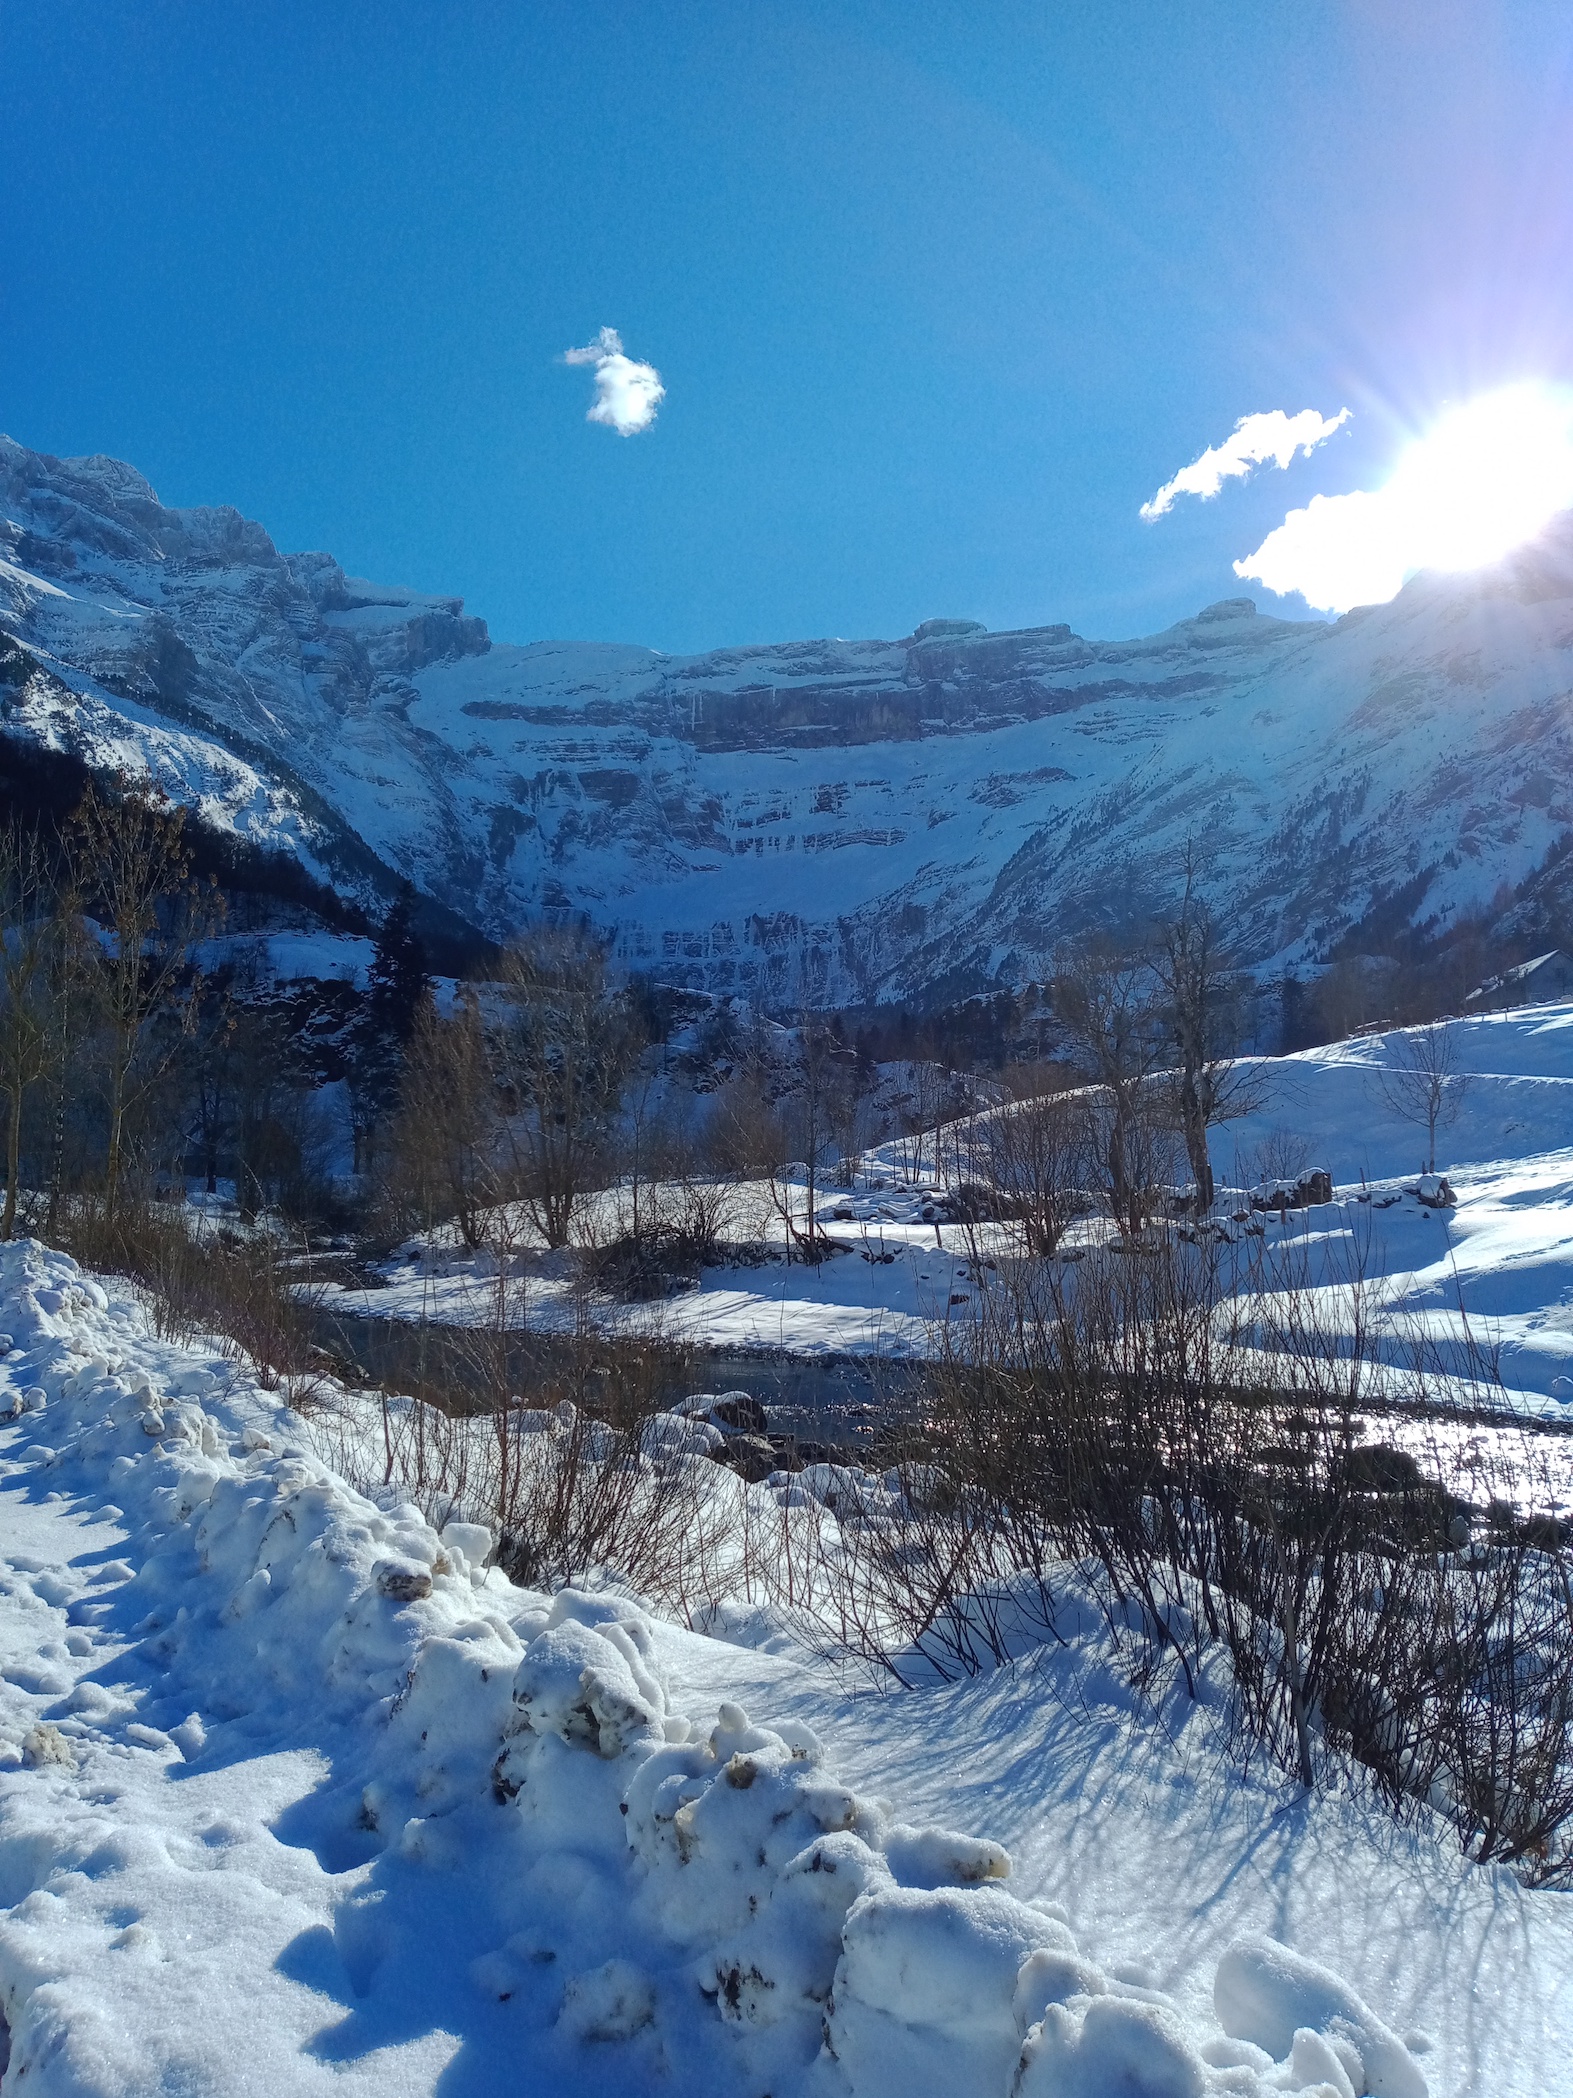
6,435,1573,1002
1,1238,1565,2096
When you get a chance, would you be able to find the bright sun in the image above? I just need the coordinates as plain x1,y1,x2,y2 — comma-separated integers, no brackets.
1237,381,1573,614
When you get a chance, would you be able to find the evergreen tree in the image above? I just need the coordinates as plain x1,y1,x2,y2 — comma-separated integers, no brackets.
366,883,430,1035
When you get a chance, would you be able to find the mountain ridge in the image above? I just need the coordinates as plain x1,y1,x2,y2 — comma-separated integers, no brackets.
4,432,1573,1006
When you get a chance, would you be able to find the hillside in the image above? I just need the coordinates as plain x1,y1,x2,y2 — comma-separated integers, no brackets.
5,435,1573,1005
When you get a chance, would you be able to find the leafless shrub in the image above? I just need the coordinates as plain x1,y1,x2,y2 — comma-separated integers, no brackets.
880,1224,1573,1878
54,1195,327,1388
1237,1128,1313,1191
583,1090,738,1297
306,1263,729,1606
87,1063,1573,1882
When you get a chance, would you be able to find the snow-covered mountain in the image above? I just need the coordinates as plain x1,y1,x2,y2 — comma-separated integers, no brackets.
5,433,1573,1003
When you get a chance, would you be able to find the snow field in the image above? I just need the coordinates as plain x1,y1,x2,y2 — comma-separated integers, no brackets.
0,1235,1449,2096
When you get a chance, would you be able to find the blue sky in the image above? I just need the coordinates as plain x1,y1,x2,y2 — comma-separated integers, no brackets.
6,2,1573,652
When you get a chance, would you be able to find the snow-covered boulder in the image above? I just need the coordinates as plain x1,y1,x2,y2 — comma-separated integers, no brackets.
1215,1935,1428,2098
827,1881,1067,2093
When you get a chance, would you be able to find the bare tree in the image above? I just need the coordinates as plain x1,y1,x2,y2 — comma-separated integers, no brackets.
1377,1021,1470,1173
68,783,220,1211
180,978,239,1197
979,1086,1087,1257
893,1058,948,1182
224,1003,327,1221
1055,941,1167,1236
1152,853,1256,1213
828,1052,875,1190
0,822,71,1237
659,1103,737,1261
707,1060,788,1181
488,927,635,1250
616,1059,669,1257
766,1017,848,1264
1313,954,1393,1041
388,987,498,1246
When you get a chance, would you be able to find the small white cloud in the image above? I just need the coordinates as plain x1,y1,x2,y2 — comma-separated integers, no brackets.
1141,407,1349,521
1235,383,1573,613
562,326,665,437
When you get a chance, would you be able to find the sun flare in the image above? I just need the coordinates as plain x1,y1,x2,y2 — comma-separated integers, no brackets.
1237,381,1573,614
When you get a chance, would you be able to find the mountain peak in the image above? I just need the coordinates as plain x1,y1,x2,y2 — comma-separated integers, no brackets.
0,435,160,510
63,450,163,508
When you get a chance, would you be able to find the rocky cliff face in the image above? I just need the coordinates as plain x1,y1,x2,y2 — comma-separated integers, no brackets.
4,432,1573,1005
0,437,492,917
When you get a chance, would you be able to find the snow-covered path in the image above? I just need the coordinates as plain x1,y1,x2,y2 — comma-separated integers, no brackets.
0,1237,1568,2094
0,1485,453,2096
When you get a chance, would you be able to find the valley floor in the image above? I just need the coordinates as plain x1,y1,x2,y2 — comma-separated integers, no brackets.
330,1004,1573,1427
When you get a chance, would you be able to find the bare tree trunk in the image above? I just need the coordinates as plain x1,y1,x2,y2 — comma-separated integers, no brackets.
1178,1067,1214,1213
3,1086,21,1239
105,1034,132,1214
1107,1102,1134,1237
